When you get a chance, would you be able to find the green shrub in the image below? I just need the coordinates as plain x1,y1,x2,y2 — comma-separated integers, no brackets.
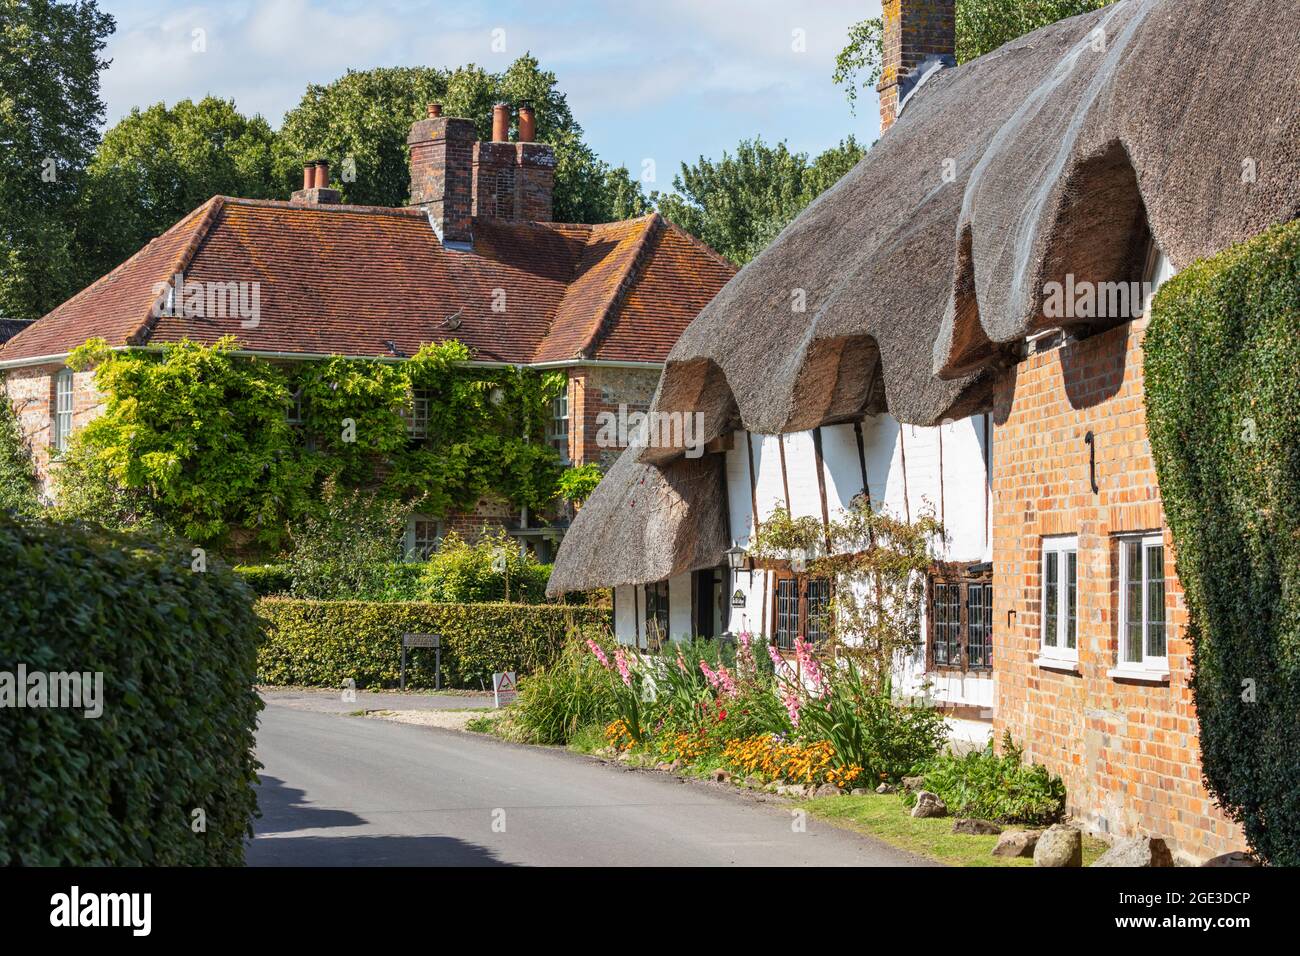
418,528,551,603
235,563,294,596
0,515,262,865
511,631,620,744
906,733,1065,826
1145,219,1300,865
256,598,610,690
0,389,39,515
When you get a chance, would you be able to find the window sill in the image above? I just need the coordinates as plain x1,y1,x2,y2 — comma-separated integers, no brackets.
1107,667,1170,684
1035,656,1080,674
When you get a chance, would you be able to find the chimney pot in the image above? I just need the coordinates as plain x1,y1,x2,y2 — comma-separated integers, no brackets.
517,105,536,143
427,102,442,118
302,162,315,191
313,160,330,189
491,102,510,142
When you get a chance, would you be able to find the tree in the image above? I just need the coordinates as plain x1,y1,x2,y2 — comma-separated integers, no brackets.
76,97,278,283
275,55,648,223
655,136,865,265
0,0,114,320
833,0,1116,112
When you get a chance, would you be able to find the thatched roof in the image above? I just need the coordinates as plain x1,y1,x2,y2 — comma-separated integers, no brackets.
642,0,1300,457
545,445,727,596
549,0,1300,592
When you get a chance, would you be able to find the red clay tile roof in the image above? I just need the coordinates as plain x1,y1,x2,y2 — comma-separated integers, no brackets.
0,198,735,367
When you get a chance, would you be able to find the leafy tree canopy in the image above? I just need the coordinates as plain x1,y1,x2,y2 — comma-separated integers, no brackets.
655,136,865,265
833,0,1116,112
0,0,114,320
76,97,278,284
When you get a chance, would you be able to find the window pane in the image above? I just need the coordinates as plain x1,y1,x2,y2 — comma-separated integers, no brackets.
776,579,798,651
806,578,831,644
933,583,959,666
1066,550,1077,649
1146,544,1166,658
1125,540,1143,663
967,582,991,668
1044,552,1058,648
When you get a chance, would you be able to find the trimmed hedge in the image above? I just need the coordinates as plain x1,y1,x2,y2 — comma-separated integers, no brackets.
1145,219,1300,865
235,560,560,603
0,516,262,865
256,598,611,689
235,562,294,596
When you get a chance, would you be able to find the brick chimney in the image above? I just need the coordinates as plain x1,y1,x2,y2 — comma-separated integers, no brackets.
876,0,956,133
472,103,556,223
291,159,342,204
408,103,475,249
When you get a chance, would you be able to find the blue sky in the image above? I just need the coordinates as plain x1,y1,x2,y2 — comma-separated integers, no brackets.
98,0,884,193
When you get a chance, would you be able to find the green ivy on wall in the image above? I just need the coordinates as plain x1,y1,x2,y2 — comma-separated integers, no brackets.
58,336,566,551
1144,219,1300,866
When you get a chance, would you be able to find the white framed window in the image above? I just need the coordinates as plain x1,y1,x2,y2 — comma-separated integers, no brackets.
286,388,305,426
52,368,74,454
403,516,442,561
549,392,569,462
1039,535,1079,666
1114,533,1168,676
402,389,431,439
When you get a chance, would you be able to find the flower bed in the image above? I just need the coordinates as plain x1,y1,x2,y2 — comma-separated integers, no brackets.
507,631,948,791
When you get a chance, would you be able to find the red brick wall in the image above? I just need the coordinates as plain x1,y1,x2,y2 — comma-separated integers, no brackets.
991,316,1245,864
3,364,104,494
567,365,660,470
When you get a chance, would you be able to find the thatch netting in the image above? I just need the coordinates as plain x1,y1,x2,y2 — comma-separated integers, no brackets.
650,0,1300,438
549,0,1300,593
545,446,727,596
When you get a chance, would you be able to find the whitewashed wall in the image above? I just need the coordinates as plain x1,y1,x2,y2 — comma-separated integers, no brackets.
613,411,995,723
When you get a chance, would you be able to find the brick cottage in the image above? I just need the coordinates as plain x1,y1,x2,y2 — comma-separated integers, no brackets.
0,102,734,557
549,0,1299,863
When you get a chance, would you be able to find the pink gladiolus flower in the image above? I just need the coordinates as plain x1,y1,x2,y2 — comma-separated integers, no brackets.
782,686,802,728
795,636,829,699
614,647,633,687
766,642,784,670
699,659,720,690
736,631,756,682
715,664,737,697
676,645,687,674
587,639,611,670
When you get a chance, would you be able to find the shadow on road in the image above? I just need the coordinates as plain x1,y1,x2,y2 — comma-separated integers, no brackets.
246,833,513,867
254,774,366,835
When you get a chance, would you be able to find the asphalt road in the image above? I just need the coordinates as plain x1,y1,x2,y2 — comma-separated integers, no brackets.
248,701,934,867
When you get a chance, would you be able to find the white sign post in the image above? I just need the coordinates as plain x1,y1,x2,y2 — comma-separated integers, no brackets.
492,671,518,708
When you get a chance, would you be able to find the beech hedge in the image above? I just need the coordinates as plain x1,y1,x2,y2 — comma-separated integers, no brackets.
1145,219,1300,865
256,598,611,689
0,516,262,865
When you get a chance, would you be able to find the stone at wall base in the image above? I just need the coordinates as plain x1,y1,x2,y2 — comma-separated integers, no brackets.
992,829,1041,858
1091,836,1174,867
1033,824,1083,867
1201,851,1260,867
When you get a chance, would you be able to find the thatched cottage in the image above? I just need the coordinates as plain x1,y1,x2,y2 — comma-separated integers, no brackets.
548,0,1300,863
0,104,734,554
